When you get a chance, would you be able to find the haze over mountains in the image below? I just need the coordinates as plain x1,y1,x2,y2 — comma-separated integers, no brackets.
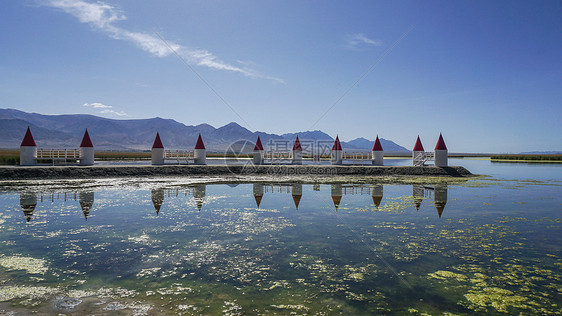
0,109,408,152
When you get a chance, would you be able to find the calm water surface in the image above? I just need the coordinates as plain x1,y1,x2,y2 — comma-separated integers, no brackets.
0,159,560,315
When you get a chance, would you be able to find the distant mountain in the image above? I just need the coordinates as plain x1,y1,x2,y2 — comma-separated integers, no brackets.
346,137,408,152
0,108,409,152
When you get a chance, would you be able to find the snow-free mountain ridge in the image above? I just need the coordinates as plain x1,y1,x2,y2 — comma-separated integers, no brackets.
0,109,409,152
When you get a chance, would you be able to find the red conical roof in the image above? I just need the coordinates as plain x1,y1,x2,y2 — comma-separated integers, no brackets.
413,136,424,151
435,133,447,150
194,134,205,149
80,129,94,147
332,135,342,151
20,127,36,147
372,135,383,151
254,136,264,151
293,136,302,151
152,132,164,149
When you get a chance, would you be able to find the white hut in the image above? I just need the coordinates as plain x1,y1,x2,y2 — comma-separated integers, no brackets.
331,136,343,165
19,127,37,166
151,132,165,165
292,136,302,165
372,135,384,166
434,133,448,167
78,129,94,166
412,136,425,166
253,136,264,165
194,134,206,165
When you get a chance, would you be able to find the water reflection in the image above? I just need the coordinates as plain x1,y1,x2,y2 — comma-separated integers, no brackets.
413,184,424,210
19,191,37,222
331,184,342,210
19,190,97,222
193,184,206,211
291,183,302,209
411,184,449,217
79,190,94,220
15,182,450,221
434,184,448,218
151,188,164,215
253,183,264,208
371,184,383,208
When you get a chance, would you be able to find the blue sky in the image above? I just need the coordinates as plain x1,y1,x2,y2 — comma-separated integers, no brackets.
1,0,560,153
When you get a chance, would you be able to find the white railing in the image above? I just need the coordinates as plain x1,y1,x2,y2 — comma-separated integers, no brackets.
263,151,293,162
413,151,435,166
37,149,80,165
342,152,372,161
164,150,195,164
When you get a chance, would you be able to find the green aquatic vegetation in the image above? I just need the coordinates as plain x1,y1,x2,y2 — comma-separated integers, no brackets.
373,195,415,213
428,270,467,282
0,178,560,314
0,256,48,275
464,287,530,313
0,285,59,302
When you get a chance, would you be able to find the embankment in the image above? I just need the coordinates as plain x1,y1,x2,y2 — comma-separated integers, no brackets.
0,165,472,180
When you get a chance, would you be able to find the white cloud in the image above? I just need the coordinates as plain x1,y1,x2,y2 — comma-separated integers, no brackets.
83,102,127,116
45,0,283,82
83,102,112,109
101,109,127,116
345,33,383,50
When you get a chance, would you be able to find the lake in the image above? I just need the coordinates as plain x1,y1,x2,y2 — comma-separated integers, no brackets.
0,159,560,315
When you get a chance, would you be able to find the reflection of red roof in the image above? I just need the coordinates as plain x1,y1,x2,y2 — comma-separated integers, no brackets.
254,194,263,208
413,136,424,151
293,136,302,151
332,136,342,151
435,133,447,150
20,127,36,147
292,194,302,209
372,135,383,151
195,134,205,149
254,136,264,150
80,129,94,147
332,195,342,210
152,132,164,149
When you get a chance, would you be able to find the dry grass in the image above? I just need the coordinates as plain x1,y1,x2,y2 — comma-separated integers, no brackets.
491,154,562,162
94,151,151,160
0,149,19,165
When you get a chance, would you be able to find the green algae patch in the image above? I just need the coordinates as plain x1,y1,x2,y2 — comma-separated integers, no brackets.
0,285,59,302
464,287,529,313
428,270,467,282
0,256,48,275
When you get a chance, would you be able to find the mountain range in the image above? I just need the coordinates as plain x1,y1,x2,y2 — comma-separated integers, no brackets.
0,108,409,152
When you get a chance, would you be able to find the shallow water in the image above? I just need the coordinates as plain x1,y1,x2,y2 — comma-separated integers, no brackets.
0,160,560,315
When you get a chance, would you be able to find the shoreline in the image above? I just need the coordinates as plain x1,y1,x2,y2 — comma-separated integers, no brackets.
0,164,472,180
